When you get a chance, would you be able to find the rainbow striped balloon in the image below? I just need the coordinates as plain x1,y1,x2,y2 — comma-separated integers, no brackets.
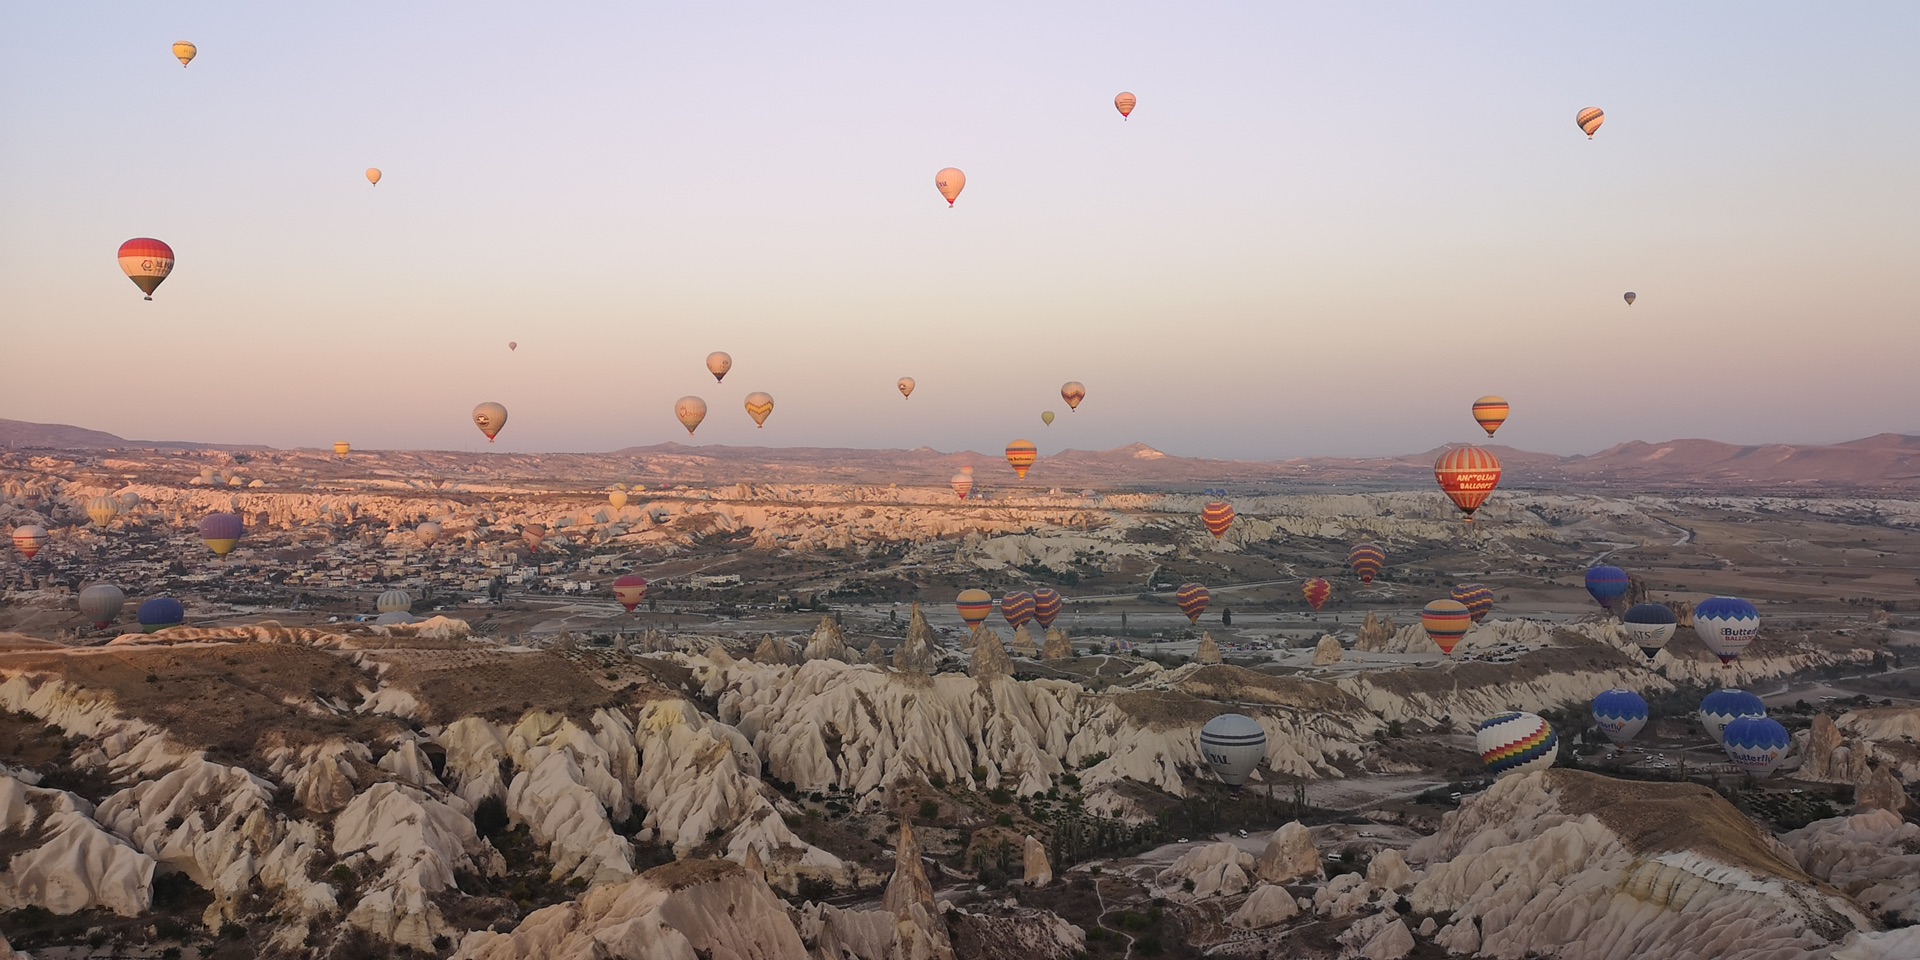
1001,591,1037,629
1032,588,1063,628
955,589,993,630
1175,583,1210,623
1421,598,1474,655
1302,578,1331,612
1476,712,1557,778
1347,542,1385,583
1201,501,1236,539
1450,583,1495,623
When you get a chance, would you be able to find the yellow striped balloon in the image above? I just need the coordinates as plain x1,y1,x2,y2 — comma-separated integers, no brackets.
1471,395,1509,437
1576,107,1605,139
1347,542,1385,583
1114,92,1137,119
172,41,196,67
1201,501,1235,539
1005,439,1038,478
956,588,993,630
1421,599,1474,655
1175,583,1210,623
1434,445,1503,522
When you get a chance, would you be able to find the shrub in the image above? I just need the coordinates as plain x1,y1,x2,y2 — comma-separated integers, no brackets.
919,800,941,820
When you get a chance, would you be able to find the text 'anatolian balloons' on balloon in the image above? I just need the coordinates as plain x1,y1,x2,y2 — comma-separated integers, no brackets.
1176,583,1210,623
706,352,732,382
1450,583,1494,623
1471,396,1509,437
472,402,508,442
1422,599,1473,655
1302,578,1332,612
1591,689,1649,745
172,41,196,66
1201,501,1235,540
1621,602,1678,660
613,574,649,612
1200,713,1267,787
1477,712,1557,778
1585,565,1632,613
118,238,174,300
935,167,966,206
1694,596,1760,665
1576,107,1605,138
897,377,916,398
1434,446,1503,522
950,473,974,500
1005,439,1037,479
1114,91,1137,119
744,392,774,428
675,397,708,436
1348,542,1385,583
1061,381,1086,411
1032,588,1063,628
955,589,993,630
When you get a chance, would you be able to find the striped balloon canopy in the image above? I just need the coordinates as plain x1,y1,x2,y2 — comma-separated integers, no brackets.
1421,598,1474,655
117,238,174,300
1591,689,1649,744
1201,501,1236,540
86,497,120,527
1302,578,1331,612
1001,591,1037,629
1470,395,1509,437
1721,716,1790,777
1699,689,1767,745
1434,446,1502,522
1347,542,1385,583
1694,596,1760,665
1476,712,1557,778
12,525,48,560
612,575,649,612
1576,106,1605,138
1621,602,1679,660
1584,565,1632,612
1175,583,1210,623
950,473,974,500
1450,583,1495,623
1032,588,1063,629
1060,381,1086,411
1005,439,1038,479
955,589,993,630
198,512,244,556
1199,713,1266,787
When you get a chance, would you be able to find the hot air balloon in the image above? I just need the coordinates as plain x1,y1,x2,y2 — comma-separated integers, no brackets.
951,473,974,500
1576,106,1605,139
1470,396,1509,437
1623,292,1637,306
744,392,774,428
898,377,916,398
1114,91,1137,119
472,402,509,443
1421,599,1473,655
1591,689,1649,745
1476,712,1557,778
1450,583,1495,623
1621,602,1678,660
415,521,441,546
522,524,546,553
609,490,629,510
675,396,708,435
935,167,966,206
1434,446,1502,522
613,574,649,612
137,597,185,633
1199,713,1267,787
508,342,517,351
1302,578,1332,612
1699,689,1766,745
1175,583,1210,623
1201,501,1236,540
78,583,126,629
333,442,351,459
172,41,196,67
1001,591,1036,629
1584,566,1632,613
117,238,174,300
11,525,47,561
376,590,414,614
1694,596,1760,665
86,497,120,528
1005,439,1038,479
1041,411,1055,426
1721,716,1791,777
706,352,732,382
1061,381,1086,411
365,168,382,186
956,589,993,631
1032,588,1063,629
1348,542,1385,584
199,512,243,556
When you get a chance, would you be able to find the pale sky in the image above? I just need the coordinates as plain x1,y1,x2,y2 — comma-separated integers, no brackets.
3,3,1916,459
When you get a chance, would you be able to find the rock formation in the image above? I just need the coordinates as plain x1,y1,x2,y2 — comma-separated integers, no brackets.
805,616,855,662
1193,633,1223,664
1155,841,1253,899
1230,883,1300,928
1857,764,1908,814
1312,634,1344,665
971,630,1013,681
894,604,940,674
1254,821,1322,883
1022,834,1051,886
1010,625,1039,658
882,819,953,960
1356,611,1395,651
1784,808,1920,926
1042,627,1072,660
754,634,801,665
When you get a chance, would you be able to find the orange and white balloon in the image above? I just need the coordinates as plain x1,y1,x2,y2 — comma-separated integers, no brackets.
675,396,709,435
935,167,966,206
1114,92,1137,119
744,392,774,428
706,352,732,382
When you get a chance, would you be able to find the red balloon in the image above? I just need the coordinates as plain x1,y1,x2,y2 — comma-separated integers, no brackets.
1175,583,1210,623
1302,578,1331,612
1201,501,1235,540
1434,446,1503,522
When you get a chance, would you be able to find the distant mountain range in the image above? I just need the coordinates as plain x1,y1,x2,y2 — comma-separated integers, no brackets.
5,419,1916,494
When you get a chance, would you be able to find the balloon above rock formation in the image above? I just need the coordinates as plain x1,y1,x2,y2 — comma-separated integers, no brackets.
1200,713,1266,786
1476,712,1557,778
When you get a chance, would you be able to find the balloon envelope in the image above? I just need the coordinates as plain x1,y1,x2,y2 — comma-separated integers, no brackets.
744,392,774,428
1721,716,1791,776
1471,396,1509,437
376,590,414,614
198,513,244,556
172,41,196,66
1201,501,1235,540
1348,542,1385,584
1624,291,1637,306
1694,596,1761,665
935,167,966,205
1591,689,1649,744
473,402,508,442
1450,583,1494,623
1477,712,1557,778
1032,588,1063,629
612,574,649,612
118,238,174,299
137,597,185,632
675,397,709,435
78,583,126,628
1302,578,1332,612
1001,591,1036,629
1175,583,1210,623
897,377,916,398
1699,689,1767,744
956,589,993,629
1434,446,1502,521
11,525,47,561
706,352,732,382
1040,411,1055,426
1422,599,1474,655
609,490,629,510
1114,91,1137,118
415,521,441,545
86,497,120,527
1005,440,1037,479
1199,713,1267,786
950,473,974,500
365,168,381,185
1576,106,1605,138
1621,603,1679,659
1584,566,1632,612
1060,381,1086,411
508,342,517,351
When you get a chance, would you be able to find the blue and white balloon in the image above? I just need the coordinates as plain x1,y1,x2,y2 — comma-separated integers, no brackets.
1699,689,1767,744
1591,689,1649,744
1694,596,1760,665
1721,716,1791,777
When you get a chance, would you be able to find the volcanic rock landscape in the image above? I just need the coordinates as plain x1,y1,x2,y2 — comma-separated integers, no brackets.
4,426,1920,960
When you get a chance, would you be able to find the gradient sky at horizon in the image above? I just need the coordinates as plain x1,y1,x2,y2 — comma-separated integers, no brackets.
3,3,1916,460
